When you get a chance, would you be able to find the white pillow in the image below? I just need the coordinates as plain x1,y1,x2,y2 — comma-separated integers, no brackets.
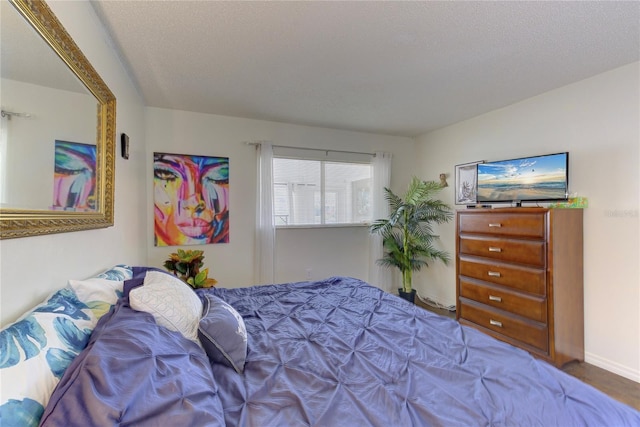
67,277,123,322
129,271,203,342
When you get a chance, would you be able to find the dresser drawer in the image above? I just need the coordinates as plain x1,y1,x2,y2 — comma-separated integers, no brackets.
459,299,548,352
459,279,547,322
458,258,546,295
459,236,545,267
458,212,545,238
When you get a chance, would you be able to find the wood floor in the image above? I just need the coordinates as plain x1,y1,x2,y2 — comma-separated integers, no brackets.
563,361,640,411
416,300,640,411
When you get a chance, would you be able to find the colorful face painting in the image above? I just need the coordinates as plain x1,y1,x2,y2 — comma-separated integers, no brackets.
52,140,97,211
154,152,229,246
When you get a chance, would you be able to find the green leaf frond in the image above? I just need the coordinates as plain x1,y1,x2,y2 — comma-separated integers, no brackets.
372,176,453,281
384,187,403,211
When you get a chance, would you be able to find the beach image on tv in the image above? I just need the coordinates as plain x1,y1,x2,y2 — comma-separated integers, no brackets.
477,153,567,202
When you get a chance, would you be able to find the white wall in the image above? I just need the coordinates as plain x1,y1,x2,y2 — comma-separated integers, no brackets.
144,107,416,287
1,79,95,208
415,62,640,381
0,0,147,325
275,226,370,283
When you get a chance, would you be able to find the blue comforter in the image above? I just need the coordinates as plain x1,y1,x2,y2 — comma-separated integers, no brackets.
41,276,640,426
39,299,225,426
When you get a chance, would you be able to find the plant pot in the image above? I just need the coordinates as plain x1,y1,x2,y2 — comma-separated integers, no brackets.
398,288,417,304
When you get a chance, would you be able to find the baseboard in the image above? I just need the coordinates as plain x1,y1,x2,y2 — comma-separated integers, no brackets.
585,352,640,383
416,292,456,312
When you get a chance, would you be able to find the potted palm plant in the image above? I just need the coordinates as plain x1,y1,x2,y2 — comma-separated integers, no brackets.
370,177,453,303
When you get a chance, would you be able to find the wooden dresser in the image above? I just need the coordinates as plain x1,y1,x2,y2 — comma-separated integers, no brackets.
456,208,584,367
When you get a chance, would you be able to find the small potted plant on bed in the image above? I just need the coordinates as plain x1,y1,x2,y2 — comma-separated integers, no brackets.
163,249,218,289
370,177,453,303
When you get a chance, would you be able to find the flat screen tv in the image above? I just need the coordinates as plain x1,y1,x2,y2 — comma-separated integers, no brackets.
476,152,569,205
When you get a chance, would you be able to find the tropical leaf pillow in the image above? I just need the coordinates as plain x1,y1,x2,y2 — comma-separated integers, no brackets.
0,265,132,427
67,277,124,321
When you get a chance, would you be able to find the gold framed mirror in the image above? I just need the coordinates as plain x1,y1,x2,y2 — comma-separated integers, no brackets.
0,0,116,239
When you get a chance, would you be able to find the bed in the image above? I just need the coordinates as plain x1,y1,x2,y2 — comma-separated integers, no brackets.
1,265,639,426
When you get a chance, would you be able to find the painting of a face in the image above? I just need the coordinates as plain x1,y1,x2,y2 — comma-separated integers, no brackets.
154,152,229,246
52,140,97,211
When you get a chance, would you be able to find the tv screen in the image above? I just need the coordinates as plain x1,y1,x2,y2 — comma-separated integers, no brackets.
476,152,569,204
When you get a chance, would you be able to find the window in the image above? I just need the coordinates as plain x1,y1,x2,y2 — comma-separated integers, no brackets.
273,157,372,226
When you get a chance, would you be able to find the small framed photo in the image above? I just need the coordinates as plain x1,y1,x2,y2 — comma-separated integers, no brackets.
455,161,484,205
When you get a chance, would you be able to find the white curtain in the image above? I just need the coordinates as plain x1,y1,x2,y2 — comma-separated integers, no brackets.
255,142,275,284
0,114,8,204
369,151,393,292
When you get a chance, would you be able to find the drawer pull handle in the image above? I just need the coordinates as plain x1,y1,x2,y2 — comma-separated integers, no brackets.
489,295,502,302
488,271,501,277
489,319,503,328
488,247,502,252
488,223,502,228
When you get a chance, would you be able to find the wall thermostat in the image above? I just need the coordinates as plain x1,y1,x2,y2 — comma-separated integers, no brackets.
121,133,129,159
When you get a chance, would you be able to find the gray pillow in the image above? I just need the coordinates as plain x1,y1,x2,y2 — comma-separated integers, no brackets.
198,294,247,373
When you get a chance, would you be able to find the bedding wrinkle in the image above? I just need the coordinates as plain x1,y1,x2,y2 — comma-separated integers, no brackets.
39,298,225,426
37,274,640,427
206,277,640,426
340,382,393,427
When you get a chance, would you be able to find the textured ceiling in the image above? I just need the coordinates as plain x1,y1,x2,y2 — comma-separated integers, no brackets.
91,1,640,137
